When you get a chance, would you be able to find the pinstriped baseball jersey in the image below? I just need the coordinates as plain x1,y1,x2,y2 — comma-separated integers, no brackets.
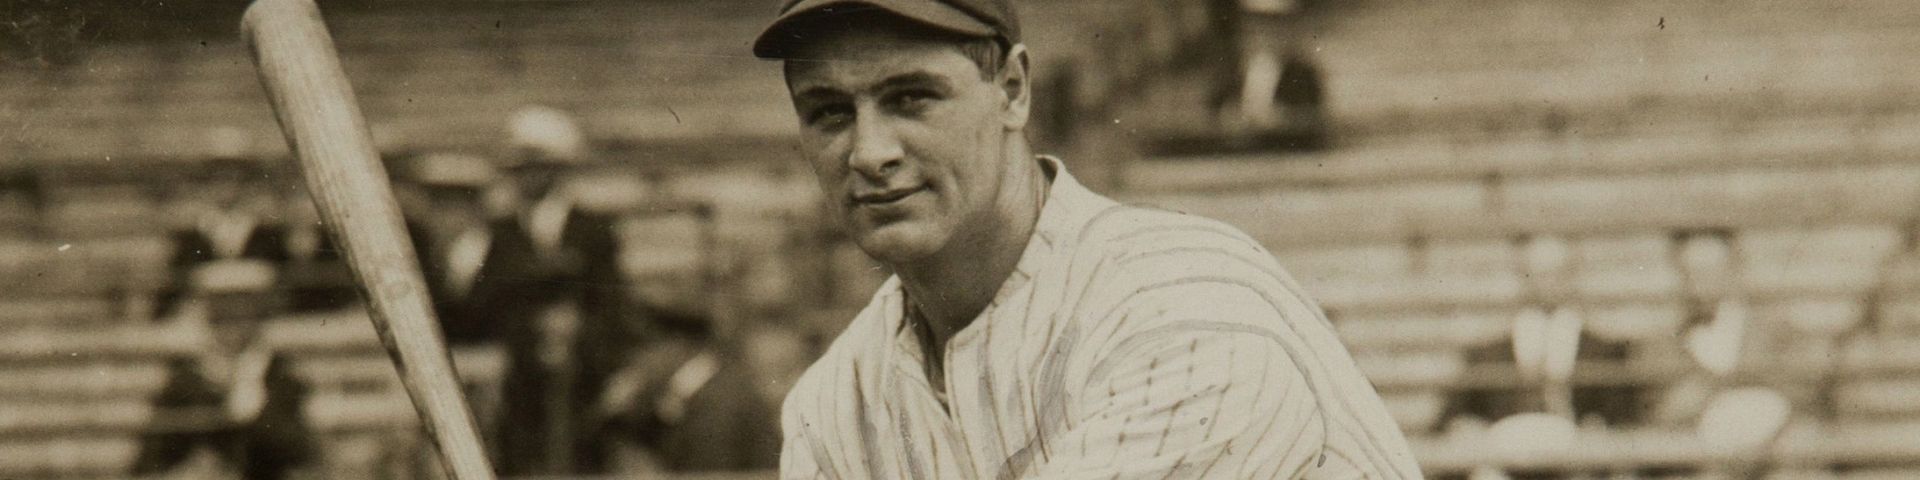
781,157,1422,479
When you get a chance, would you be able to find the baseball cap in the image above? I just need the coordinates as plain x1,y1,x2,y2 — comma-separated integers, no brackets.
752,0,1020,59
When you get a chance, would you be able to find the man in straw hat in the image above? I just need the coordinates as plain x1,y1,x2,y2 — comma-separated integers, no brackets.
134,260,317,480
476,105,640,475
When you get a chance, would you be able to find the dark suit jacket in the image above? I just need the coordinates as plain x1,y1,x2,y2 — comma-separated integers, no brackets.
455,209,624,343
1440,331,1646,429
603,336,781,472
132,354,316,480
474,207,648,475
405,220,473,343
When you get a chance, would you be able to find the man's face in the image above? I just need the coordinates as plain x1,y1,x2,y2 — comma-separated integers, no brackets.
207,292,268,353
426,187,488,224
510,164,566,198
785,28,1019,264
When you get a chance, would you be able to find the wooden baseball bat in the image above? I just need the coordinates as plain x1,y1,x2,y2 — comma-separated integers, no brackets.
239,0,496,478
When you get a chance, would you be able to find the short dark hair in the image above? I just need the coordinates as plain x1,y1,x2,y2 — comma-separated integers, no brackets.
955,36,1006,80
780,11,1008,82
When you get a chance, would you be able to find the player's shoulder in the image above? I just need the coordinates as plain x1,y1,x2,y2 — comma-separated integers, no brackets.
1070,203,1285,292
1076,203,1272,263
1064,202,1319,338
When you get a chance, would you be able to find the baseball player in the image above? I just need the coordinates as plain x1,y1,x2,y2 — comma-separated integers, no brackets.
753,0,1422,478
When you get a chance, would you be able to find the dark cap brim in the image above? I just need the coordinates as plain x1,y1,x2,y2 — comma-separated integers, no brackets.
753,0,997,59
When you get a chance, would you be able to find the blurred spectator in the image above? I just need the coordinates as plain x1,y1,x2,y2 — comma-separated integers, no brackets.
1654,230,1749,425
589,313,791,473
1204,0,1328,149
393,152,504,345
478,105,635,475
157,158,290,318
0,167,45,215
133,260,318,480
1696,387,1793,478
590,201,804,473
495,279,591,475
1443,307,1643,430
1471,412,1580,480
277,190,358,313
1442,235,1647,431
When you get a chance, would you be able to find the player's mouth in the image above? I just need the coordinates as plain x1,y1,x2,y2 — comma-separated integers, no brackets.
851,185,926,206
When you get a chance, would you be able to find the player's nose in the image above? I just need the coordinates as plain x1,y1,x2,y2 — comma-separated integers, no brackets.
847,115,905,183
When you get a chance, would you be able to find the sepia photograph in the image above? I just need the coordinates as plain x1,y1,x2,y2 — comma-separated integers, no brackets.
3,0,1919,478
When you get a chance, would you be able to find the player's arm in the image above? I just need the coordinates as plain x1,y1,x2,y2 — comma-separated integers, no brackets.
777,401,833,480
1023,294,1327,479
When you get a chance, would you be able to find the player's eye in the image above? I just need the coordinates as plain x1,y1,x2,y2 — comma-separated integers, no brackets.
804,103,854,129
885,89,940,114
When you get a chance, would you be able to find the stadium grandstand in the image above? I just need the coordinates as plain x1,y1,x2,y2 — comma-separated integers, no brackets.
3,0,1920,478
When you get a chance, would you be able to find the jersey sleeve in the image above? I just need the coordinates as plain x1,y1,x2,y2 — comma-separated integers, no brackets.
1023,289,1329,479
778,401,831,480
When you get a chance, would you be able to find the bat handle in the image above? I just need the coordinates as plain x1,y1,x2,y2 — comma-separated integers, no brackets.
241,0,497,478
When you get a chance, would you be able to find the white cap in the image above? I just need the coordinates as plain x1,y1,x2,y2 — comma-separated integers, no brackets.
1486,413,1578,456
1697,387,1791,451
191,259,278,294
505,105,588,165
409,153,500,188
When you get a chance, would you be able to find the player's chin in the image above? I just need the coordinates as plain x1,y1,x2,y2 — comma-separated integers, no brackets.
851,220,950,265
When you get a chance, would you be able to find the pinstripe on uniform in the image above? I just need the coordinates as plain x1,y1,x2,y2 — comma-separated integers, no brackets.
781,157,1423,479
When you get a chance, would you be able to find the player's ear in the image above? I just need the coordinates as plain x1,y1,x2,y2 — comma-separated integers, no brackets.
999,44,1032,131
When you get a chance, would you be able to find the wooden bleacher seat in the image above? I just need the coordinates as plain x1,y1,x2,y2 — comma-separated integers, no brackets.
0,236,170,325
1741,224,1905,260
1417,239,1517,276
1335,310,1511,352
1575,233,1675,271
1271,243,1413,282
0,298,120,329
0,437,138,479
1127,109,1920,192
0,394,414,478
1308,270,1526,314
0,308,507,479
1582,302,1689,343
1123,160,1920,250
1876,295,1920,337
39,198,171,240
1502,165,1920,238
1835,377,1920,421
0,309,432,361
0,362,169,401
0,347,506,404
1410,420,1920,474
1274,235,1683,294
1299,263,1866,317
1380,391,1449,435
1311,0,1920,136
1569,266,1684,304
1351,333,1920,396
1842,468,1920,480
1354,350,1469,388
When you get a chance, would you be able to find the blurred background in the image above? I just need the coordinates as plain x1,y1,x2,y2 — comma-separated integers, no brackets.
5,0,1920,478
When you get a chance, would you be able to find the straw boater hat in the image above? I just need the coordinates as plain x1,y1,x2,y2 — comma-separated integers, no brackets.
503,105,590,167
191,259,278,295
407,152,500,188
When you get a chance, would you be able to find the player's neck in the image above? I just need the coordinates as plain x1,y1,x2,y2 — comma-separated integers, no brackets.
896,150,1049,348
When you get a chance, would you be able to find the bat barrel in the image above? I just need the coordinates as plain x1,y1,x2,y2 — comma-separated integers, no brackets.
240,0,496,478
